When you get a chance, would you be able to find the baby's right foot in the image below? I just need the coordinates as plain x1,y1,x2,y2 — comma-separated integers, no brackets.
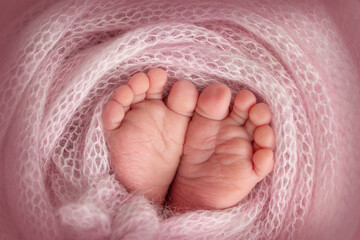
102,68,198,205
167,84,275,211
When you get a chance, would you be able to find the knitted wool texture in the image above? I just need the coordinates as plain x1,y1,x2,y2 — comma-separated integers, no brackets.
0,0,359,239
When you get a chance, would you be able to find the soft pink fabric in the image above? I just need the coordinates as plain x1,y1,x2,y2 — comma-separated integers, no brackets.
0,0,359,239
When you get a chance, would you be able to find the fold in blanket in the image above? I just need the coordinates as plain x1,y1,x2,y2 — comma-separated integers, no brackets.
0,0,359,239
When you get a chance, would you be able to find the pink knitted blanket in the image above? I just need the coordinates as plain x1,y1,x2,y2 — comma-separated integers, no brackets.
0,0,359,239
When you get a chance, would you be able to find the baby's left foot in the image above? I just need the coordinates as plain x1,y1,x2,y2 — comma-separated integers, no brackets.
167,84,275,211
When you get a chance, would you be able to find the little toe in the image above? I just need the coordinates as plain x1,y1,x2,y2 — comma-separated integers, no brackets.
102,100,125,131
195,83,232,120
254,125,275,149
146,68,167,100
166,80,198,117
229,89,256,125
252,148,274,180
111,85,134,112
127,72,150,104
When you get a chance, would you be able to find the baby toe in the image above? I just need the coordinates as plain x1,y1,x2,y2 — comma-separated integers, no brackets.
102,100,125,131
245,103,272,139
127,72,150,104
249,103,272,126
146,68,167,100
254,125,275,149
252,148,274,180
166,80,198,117
111,85,134,112
195,83,231,120
102,85,135,131
229,89,256,125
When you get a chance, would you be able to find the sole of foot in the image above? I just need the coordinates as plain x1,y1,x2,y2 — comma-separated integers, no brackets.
102,68,199,205
167,83,275,212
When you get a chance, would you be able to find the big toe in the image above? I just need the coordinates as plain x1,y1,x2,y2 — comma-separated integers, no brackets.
195,83,232,120
166,80,198,117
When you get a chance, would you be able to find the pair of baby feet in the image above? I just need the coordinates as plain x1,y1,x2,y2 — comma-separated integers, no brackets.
102,68,275,212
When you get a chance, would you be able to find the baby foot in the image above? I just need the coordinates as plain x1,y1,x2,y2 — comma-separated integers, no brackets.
102,68,198,205
167,83,275,211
